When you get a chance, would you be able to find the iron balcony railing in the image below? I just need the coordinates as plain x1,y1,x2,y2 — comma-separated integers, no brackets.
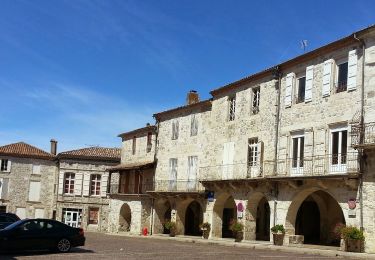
335,80,347,93
199,152,360,181
154,180,205,192
109,182,154,195
351,122,375,148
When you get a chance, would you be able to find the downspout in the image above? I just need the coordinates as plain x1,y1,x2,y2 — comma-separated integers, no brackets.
150,120,160,235
353,33,366,231
272,66,282,226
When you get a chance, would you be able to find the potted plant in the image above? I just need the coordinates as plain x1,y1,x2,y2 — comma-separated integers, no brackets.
200,222,211,239
230,220,244,242
341,226,365,252
271,224,285,246
164,221,177,237
332,223,345,248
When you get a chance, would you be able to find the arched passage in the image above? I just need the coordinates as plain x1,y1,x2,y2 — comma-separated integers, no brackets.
119,203,131,232
212,193,237,238
246,192,271,241
154,199,171,234
286,189,345,246
184,201,203,236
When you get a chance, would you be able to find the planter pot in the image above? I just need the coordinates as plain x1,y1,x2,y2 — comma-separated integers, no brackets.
345,238,363,253
202,229,210,239
169,229,176,237
235,231,244,242
273,233,285,246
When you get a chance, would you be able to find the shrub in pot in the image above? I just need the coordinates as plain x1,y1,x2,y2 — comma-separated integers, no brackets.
164,221,177,237
271,224,285,246
230,220,244,242
200,222,211,239
341,226,365,253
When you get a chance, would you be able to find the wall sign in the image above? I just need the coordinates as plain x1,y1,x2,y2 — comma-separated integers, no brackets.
207,191,214,202
237,202,244,219
348,198,356,210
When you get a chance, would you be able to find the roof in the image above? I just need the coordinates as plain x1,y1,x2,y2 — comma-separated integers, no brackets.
153,99,212,120
118,125,156,139
210,24,375,96
58,147,121,162
0,142,55,160
107,161,155,172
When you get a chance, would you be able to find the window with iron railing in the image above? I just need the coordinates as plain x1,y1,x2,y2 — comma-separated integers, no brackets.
228,96,236,121
336,62,348,93
252,88,260,114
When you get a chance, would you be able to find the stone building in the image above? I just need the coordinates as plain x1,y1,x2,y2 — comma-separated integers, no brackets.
107,124,156,235
0,141,57,219
56,146,120,232
122,25,375,253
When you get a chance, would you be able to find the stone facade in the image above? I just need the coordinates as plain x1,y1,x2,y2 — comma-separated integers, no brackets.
0,156,57,219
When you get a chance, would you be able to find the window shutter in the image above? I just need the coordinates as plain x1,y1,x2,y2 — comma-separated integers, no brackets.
222,142,235,179
82,173,90,196
191,115,198,136
257,141,264,167
101,174,108,197
58,172,64,195
75,172,83,196
0,178,8,200
347,49,358,91
32,165,41,175
35,208,44,218
7,160,11,172
322,59,333,96
285,73,295,107
28,181,41,201
0,178,3,199
305,65,314,102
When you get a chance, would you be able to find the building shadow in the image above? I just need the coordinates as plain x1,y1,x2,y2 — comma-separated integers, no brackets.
0,248,94,259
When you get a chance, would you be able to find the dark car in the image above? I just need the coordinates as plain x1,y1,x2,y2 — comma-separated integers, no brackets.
0,219,85,253
0,213,20,229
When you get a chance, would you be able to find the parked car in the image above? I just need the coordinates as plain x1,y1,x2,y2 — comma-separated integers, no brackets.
0,219,85,253
0,213,20,229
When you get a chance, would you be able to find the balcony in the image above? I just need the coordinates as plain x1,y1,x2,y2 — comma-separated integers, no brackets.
335,80,347,93
109,181,154,195
153,180,205,193
199,152,360,182
351,122,375,148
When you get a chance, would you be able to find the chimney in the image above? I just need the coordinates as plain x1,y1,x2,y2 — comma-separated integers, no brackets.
186,90,199,105
50,139,57,155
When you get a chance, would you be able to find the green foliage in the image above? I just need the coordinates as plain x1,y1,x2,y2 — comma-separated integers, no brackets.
271,224,285,234
341,226,365,241
230,220,244,232
199,222,211,230
164,221,176,231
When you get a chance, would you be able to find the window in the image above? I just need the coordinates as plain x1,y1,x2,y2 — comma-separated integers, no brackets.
336,62,348,93
146,132,152,153
191,114,198,136
228,96,236,121
292,136,304,168
331,128,347,166
297,77,306,103
169,158,178,190
0,206,6,213
187,156,198,190
20,220,44,231
62,208,82,227
252,88,260,114
28,181,41,202
0,178,9,200
88,208,99,225
0,159,10,172
90,174,101,196
32,164,41,175
132,136,136,155
248,138,259,166
64,173,75,194
172,120,179,140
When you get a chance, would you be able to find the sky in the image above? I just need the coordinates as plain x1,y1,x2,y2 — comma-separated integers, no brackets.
0,0,374,153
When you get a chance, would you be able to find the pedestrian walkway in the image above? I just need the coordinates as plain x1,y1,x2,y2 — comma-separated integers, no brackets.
109,232,375,260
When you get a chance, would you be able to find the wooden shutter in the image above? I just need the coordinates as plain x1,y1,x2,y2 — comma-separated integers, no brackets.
101,174,108,197
347,49,358,91
322,59,334,96
285,73,295,107
222,142,235,179
35,208,44,218
2,178,8,199
28,181,41,201
257,141,264,167
305,65,314,102
58,172,64,195
191,115,198,136
82,173,90,196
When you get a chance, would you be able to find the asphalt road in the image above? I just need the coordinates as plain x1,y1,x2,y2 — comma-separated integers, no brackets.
1,232,345,260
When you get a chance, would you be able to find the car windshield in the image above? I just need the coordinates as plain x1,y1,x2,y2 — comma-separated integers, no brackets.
3,220,24,230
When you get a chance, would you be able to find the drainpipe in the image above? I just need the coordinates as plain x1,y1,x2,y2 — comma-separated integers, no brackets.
272,66,282,226
353,33,366,231
150,120,160,235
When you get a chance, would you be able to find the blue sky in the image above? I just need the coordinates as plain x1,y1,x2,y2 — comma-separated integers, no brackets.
0,0,374,152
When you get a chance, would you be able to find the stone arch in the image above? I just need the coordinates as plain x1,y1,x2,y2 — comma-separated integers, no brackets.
119,203,131,232
285,188,345,246
154,199,172,234
245,192,271,241
212,192,237,238
184,200,203,236
175,198,205,235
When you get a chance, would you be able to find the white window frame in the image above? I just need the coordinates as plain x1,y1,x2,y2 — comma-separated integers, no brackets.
291,134,304,176
252,87,260,114
228,96,236,121
62,208,82,228
90,174,101,196
335,60,348,93
296,76,306,103
329,126,348,173
64,173,75,195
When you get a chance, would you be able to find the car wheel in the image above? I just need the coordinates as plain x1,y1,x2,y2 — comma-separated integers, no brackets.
57,238,71,253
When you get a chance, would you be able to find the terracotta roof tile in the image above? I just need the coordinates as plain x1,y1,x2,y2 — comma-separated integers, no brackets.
58,147,121,162
108,161,155,172
0,142,55,160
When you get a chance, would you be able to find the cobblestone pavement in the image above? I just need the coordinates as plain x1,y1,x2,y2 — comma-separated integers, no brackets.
2,232,346,260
